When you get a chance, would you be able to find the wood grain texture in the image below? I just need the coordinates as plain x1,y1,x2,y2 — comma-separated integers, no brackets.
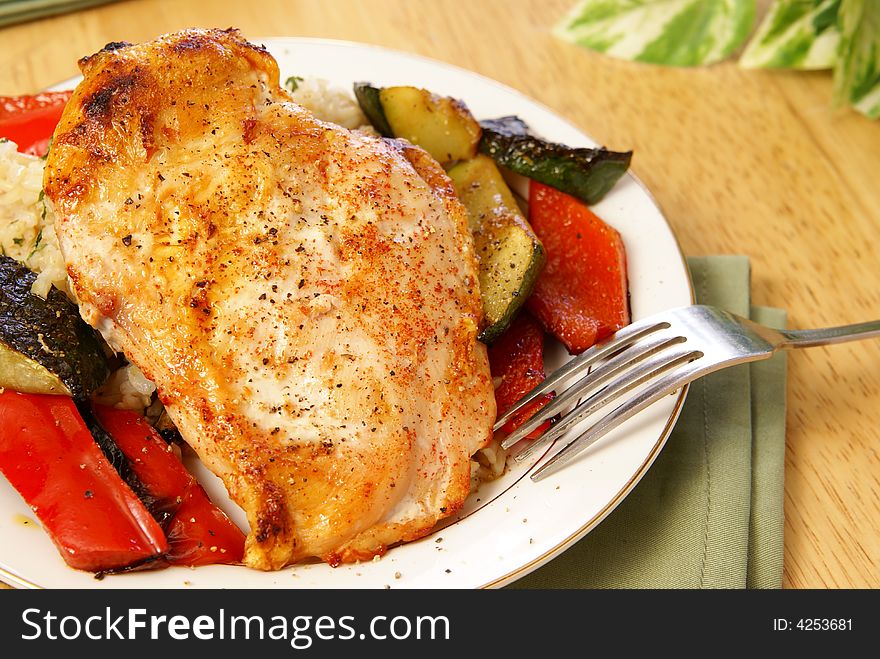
0,0,877,589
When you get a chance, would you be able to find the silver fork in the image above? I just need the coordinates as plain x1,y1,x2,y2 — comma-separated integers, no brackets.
496,304,880,482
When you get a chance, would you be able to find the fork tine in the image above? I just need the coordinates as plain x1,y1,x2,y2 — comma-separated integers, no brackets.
529,359,706,482
511,346,703,465
499,333,687,449
493,319,669,431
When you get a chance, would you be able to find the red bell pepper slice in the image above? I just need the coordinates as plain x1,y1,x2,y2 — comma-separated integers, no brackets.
163,483,247,566
0,91,73,156
0,390,167,572
92,404,245,566
488,311,554,438
525,181,630,354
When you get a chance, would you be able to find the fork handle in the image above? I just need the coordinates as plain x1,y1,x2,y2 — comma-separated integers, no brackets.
780,319,880,349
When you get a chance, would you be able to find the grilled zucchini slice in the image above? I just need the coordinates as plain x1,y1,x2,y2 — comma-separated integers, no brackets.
479,115,632,205
353,83,394,137
353,83,481,165
447,155,544,343
0,255,110,399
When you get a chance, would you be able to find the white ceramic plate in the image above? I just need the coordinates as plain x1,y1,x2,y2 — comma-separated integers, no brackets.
0,37,692,589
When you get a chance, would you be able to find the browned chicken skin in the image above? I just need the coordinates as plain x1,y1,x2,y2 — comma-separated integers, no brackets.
44,28,495,570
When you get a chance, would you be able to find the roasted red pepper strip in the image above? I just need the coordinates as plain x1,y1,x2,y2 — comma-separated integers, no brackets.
525,181,630,354
0,91,73,156
92,404,245,566
0,390,167,571
488,311,554,438
163,483,247,566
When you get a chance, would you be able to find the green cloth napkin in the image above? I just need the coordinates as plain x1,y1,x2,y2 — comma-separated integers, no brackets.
512,255,787,589
0,0,119,29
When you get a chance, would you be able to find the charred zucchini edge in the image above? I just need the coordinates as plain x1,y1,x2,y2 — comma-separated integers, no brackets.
0,255,110,399
353,82,394,137
479,116,633,205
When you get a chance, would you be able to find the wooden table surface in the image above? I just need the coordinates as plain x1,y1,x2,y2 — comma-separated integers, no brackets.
1,0,877,590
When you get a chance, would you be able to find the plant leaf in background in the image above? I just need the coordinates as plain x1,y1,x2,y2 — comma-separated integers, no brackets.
834,0,880,119
554,0,756,67
739,0,841,70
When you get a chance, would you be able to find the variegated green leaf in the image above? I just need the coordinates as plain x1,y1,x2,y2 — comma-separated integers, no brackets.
851,85,880,118
739,0,841,70
554,0,757,67
834,0,880,119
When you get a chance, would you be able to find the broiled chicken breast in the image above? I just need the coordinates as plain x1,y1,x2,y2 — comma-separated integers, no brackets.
44,28,495,570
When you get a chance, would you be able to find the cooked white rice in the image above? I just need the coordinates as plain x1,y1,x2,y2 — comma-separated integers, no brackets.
92,363,157,410
288,78,370,130
0,139,68,299
471,438,507,488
